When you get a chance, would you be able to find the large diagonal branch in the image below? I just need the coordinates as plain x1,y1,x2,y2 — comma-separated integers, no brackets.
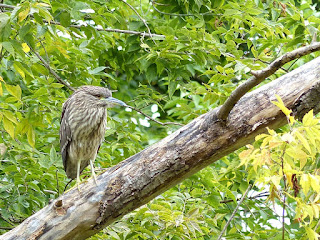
217,42,320,120
2,56,320,239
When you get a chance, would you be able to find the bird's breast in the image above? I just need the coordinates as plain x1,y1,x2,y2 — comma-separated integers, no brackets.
69,107,107,140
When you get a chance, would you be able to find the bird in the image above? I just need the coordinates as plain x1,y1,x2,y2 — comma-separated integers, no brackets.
60,85,126,191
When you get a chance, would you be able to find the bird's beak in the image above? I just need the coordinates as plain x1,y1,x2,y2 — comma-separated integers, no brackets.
105,97,127,107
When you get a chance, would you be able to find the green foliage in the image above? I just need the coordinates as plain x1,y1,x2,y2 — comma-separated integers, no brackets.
240,101,320,240
0,0,320,239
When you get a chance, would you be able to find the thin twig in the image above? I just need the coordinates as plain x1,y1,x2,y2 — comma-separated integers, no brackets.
29,46,75,91
220,192,269,204
217,42,320,120
39,39,50,64
68,22,166,39
125,105,184,126
119,0,156,44
217,184,252,240
257,59,288,73
0,227,14,230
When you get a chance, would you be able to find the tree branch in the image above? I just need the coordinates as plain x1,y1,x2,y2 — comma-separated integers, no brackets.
125,105,184,126
0,4,14,9
29,46,75,91
217,42,320,120
217,185,252,240
119,0,156,44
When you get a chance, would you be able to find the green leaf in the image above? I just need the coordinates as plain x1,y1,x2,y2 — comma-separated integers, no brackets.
60,11,71,27
2,41,14,55
89,66,106,75
0,13,10,30
168,81,177,98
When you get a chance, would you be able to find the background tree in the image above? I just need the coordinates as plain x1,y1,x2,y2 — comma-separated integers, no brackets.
0,0,320,239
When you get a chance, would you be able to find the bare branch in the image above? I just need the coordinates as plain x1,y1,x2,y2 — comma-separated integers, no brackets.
217,185,252,240
220,191,269,204
125,105,184,126
66,22,166,39
0,4,15,9
29,46,75,91
217,42,320,120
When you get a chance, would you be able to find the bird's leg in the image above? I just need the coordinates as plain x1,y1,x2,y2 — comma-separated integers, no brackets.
90,159,98,185
77,160,81,192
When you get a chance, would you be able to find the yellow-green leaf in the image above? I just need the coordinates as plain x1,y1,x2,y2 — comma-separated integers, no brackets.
306,205,314,222
306,226,319,240
302,110,313,126
0,76,4,82
5,84,21,101
3,110,18,124
216,65,224,73
305,128,316,149
15,119,29,135
270,175,282,186
295,130,311,154
50,83,65,88
2,117,15,139
310,175,320,192
285,147,308,168
27,127,35,148
22,43,30,53
140,43,150,49
312,204,320,219
301,174,310,196
0,82,2,96
271,95,292,116
13,63,25,79
18,7,30,22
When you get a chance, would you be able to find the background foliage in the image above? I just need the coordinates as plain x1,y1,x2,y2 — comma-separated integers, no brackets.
1,0,320,239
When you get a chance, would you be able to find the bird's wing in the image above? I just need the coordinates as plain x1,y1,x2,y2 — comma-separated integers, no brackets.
60,99,72,171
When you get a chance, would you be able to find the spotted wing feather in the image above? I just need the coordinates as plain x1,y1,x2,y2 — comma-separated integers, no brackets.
60,99,72,172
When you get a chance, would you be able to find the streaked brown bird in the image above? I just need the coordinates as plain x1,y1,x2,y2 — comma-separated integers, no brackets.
60,85,126,190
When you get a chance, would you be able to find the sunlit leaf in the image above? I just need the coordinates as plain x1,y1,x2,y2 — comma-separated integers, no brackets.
5,84,21,101
22,43,30,53
18,7,30,22
2,117,15,139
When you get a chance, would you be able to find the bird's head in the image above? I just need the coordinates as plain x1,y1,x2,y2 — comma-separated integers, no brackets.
77,86,127,108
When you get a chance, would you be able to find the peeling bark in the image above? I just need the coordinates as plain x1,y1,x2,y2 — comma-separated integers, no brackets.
2,57,320,240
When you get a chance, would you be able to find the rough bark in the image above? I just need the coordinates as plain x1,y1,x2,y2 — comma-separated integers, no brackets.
2,57,320,240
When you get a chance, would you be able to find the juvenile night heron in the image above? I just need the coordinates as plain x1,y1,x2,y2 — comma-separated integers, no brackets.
60,85,126,190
